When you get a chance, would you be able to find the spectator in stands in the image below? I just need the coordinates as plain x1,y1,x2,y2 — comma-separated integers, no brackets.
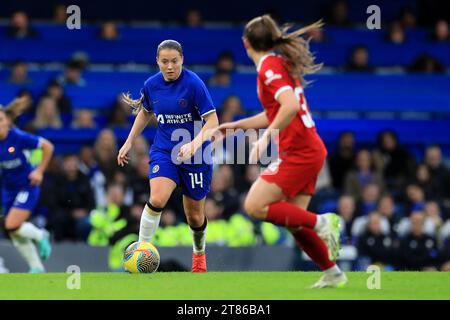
53,4,67,24
397,212,439,271
107,95,132,128
160,209,178,227
51,154,95,241
79,145,99,177
327,0,351,27
329,131,356,190
7,11,38,39
377,194,401,237
111,170,133,205
424,201,444,231
408,54,445,73
337,195,357,245
99,21,120,40
424,145,450,200
128,135,149,168
210,165,240,219
185,9,203,28
71,52,90,70
235,164,260,194
208,51,236,87
373,130,416,192
357,211,395,268
45,79,72,114
344,149,385,199
205,198,225,221
94,129,118,180
128,155,150,205
405,184,426,213
78,145,107,208
398,7,417,29
58,60,86,86
431,19,450,42
72,109,96,129
219,95,244,123
31,96,63,129
345,45,374,73
358,183,381,216
414,164,436,199
208,70,231,87
386,21,406,44
8,61,32,84
216,51,236,74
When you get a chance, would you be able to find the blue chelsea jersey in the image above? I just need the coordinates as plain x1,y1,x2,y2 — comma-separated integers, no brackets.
141,68,216,158
0,128,41,191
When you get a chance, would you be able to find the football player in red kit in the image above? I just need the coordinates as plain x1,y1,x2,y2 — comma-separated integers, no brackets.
219,15,347,288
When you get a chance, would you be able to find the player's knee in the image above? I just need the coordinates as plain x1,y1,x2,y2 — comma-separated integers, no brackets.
186,213,204,228
148,196,167,209
3,219,21,233
244,199,265,220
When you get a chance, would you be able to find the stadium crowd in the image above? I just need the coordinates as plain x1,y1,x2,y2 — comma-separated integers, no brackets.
1,2,450,272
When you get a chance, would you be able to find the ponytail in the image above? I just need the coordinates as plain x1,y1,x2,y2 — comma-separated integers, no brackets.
275,20,324,84
3,96,31,120
244,15,324,85
122,92,145,115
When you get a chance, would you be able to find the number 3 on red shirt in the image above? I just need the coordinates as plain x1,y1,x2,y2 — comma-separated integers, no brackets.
294,87,315,129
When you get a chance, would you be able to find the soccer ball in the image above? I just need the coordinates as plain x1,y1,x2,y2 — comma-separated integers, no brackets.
123,241,160,273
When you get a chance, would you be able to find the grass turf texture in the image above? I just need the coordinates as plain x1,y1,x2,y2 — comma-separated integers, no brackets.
0,272,449,300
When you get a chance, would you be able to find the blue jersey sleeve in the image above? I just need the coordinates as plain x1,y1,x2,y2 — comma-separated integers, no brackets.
193,76,215,118
140,86,152,113
16,130,41,150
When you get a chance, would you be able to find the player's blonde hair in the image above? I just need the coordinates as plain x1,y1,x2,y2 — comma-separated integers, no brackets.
0,96,32,120
121,92,145,115
244,15,324,85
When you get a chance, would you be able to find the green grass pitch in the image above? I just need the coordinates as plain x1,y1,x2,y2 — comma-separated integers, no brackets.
0,272,449,300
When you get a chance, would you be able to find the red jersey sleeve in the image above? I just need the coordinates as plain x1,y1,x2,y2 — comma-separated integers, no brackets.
258,56,293,101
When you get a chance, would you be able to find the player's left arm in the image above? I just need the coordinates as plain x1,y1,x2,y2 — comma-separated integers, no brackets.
265,89,300,135
178,75,219,161
29,138,54,186
178,111,219,161
249,89,299,163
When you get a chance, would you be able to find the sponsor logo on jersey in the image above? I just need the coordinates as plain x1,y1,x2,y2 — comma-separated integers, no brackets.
8,147,15,153
157,113,193,124
152,165,160,173
178,98,188,108
0,158,22,169
264,69,282,85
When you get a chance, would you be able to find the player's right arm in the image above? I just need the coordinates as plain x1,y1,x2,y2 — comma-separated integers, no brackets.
218,111,269,134
117,108,152,167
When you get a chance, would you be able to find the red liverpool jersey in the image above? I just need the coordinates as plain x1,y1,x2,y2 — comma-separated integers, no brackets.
257,53,327,164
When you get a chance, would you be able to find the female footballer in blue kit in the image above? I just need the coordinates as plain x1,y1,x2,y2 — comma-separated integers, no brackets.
118,40,218,272
0,98,54,273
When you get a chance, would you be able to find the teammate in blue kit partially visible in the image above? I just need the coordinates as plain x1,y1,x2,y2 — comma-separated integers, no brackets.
118,40,219,272
0,97,54,273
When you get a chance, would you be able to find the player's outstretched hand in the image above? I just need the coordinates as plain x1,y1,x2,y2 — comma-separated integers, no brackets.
177,141,197,162
117,141,132,167
217,122,238,135
28,169,43,186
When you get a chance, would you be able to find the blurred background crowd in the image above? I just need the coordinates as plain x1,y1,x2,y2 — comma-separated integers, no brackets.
1,0,450,271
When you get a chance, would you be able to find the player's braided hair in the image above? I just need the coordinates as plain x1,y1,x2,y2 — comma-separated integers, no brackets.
244,15,323,85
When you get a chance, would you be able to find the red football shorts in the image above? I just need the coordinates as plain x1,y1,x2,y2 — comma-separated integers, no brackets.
261,157,325,198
